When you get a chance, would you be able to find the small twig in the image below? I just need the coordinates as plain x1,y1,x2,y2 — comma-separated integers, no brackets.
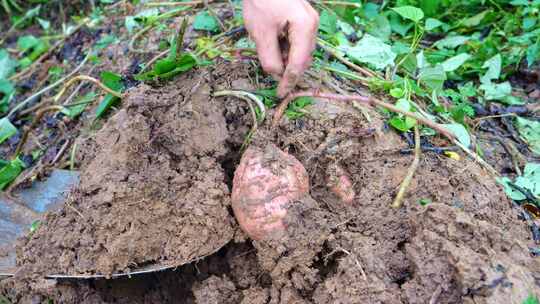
484,136,525,175
70,142,78,171
14,105,66,157
141,49,169,73
214,90,266,121
51,139,71,166
214,90,266,148
454,141,500,177
472,113,517,131
392,126,421,209
317,39,378,78
129,24,157,54
66,201,84,219
54,75,123,103
18,97,53,117
338,247,368,282
7,53,90,119
62,66,97,106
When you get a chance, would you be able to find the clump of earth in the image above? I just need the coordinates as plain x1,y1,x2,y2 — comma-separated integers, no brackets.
1,62,538,303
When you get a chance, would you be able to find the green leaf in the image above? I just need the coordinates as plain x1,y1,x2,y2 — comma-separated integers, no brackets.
340,34,396,70
95,34,118,50
419,65,447,92
37,18,51,31
390,116,417,132
462,10,488,27
319,9,338,34
389,12,415,36
443,123,471,147
62,92,97,119
479,81,512,101
391,6,424,23
0,158,25,190
434,36,470,49
425,18,444,31
0,79,15,113
16,35,48,68
522,294,539,304
480,54,502,84
30,220,41,233
125,8,160,32
101,71,123,92
419,198,432,206
154,58,177,75
95,72,124,119
390,88,405,98
17,35,41,52
419,0,440,17
193,11,220,32
523,17,537,31
154,54,197,79
515,117,540,156
0,118,17,144
95,94,121,119
499,163,540,201
368,15,392,41
0,49,19,79
499,177,526,201
527,37,540,68
389,99,417,132
517,164,540,198
441,53,471,72
285,96,314,119
136,53,197,81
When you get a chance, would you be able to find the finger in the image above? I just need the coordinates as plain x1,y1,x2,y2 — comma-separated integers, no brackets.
277,18,318,98
252,28,285,80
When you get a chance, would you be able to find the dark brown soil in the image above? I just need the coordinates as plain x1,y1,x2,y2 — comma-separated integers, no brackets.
1,63,539,303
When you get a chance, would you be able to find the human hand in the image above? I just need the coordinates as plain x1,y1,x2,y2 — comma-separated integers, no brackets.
243,0,319,98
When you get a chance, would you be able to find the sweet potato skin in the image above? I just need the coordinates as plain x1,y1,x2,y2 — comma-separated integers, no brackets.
231,144,309,240
326,163,355,204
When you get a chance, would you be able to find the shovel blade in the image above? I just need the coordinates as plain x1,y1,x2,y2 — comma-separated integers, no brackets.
0,169,80,277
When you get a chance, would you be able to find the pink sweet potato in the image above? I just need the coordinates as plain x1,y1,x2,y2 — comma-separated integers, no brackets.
326,163,355,204
231,144,309,241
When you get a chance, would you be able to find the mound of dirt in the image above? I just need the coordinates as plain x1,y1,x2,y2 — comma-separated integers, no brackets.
16,73,238,277
1,63,539,303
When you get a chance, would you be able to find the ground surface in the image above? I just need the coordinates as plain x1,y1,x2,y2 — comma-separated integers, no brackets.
1,62,538,303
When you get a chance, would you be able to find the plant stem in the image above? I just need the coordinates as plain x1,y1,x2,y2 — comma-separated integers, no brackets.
14,105,66,157
7,53,90,119
272,90,456,141
317,39,378,78
392,126,421,209
54,75,123,103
